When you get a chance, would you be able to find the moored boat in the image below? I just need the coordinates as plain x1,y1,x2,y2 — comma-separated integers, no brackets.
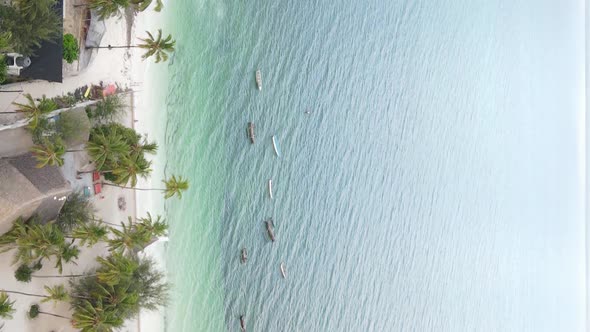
265,218,275,242
268,179,273,199
240,315,246,332
247,122,255,144
241,248,247,264
255,70,262,90
280,262,286,279
272,135,280,157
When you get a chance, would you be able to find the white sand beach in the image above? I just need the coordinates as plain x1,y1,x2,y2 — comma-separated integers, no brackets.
0,4,169,332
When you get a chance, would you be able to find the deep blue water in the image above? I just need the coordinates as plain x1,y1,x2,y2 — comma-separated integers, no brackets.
161,0,586,331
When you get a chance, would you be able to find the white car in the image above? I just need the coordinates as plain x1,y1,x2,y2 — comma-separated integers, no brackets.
4,53,31,76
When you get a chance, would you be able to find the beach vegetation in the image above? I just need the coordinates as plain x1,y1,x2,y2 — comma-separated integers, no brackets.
70,254,168,330
70,222,109,247
30,136,87,168
86,30,175,64
63,33,79,64
0,217,80,273
0,55,7,84
0,32,9,83
162,175,189,199
1,285,70,306
30,138,66,168
0,292,16,319
0,2,61,55
103,175,189,200
56,192,95,232
15,263,37,283
15,263,89,283
12,94,57,130
107,216,166,254
56,110,91,146
29,117,56,144
28,304,70,320
88,123,155,186
89,0,130,20
88,94,127,123
131,0,163,12
138,29,175,63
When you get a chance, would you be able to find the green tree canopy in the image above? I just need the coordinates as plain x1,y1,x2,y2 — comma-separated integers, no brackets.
30,138,66,168
12,94,57,130
89,0,130,20
0,2,61,55
70,254,168,329
0,292,15,319
138,29,175,63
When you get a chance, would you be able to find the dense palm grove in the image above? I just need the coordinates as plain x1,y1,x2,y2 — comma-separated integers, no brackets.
0,197,175,330
0,96,186,330
0,1,181,331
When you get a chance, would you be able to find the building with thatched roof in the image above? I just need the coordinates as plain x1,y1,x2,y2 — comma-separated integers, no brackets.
0,153,71,233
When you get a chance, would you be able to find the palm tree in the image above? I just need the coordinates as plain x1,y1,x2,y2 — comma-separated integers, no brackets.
111,154,152,187
135,213,167,238
0,218,79,273
95,253,137,286
70,222,109,247
107,220,148,254
90,94,126,123
162,175,189,199
0,218,62,266
11,94,57,130
130,0,163,12
86,131,128,170
71,300,123,330
41,285,70,305
0,292,15,319
2,285,77,305
15,264,87,283
55,192,95,232
30,139,66,168
137,29,175,63
28,304,70,320
70,254,168,324
86,0,130,20
130,136,158,156
86,30,175,63
54,243,80,274
103,175,189,199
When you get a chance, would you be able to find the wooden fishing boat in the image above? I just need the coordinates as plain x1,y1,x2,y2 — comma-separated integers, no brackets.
265,218,275,242
241,248,247,264
255,70,262,90
268,179,273,199
247,122,255,144
280,262,286,279
272,135,280,157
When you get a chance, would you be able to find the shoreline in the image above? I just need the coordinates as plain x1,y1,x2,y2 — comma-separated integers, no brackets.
0,3,170,332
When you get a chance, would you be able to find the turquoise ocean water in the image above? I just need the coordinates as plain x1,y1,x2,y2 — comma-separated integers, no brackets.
158,0,586,331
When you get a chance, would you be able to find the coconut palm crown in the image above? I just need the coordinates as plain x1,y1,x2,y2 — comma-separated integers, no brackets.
12,94,57,130
30,139,66,168
0,292,15,319
138,30,175,63
163,175,189,199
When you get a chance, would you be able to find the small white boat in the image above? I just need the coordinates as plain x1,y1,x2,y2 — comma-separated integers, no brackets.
271,135,280,157
280,262,286,279
268,179,273,199
255,70,262,91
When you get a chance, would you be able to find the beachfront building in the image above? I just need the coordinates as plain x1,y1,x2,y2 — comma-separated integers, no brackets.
0,153,71,233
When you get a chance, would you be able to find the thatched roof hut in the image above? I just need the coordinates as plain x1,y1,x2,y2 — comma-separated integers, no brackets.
0,153,71,233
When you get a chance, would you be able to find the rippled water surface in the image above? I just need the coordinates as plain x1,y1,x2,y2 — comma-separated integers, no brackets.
160,0,586,331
